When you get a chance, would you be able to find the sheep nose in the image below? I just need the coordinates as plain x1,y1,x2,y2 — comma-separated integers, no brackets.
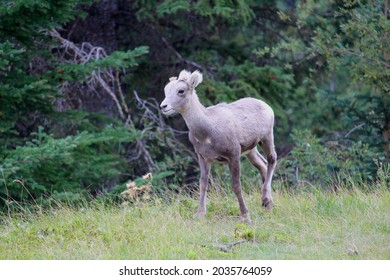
160,104,167,110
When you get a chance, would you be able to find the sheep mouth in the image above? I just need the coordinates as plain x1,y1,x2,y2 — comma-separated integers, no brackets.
161,108,176,116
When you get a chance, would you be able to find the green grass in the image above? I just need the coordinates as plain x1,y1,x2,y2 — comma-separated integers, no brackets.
0,187,389,260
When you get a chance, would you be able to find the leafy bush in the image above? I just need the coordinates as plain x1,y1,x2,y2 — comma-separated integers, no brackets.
277,130,378,189
0,126,140,206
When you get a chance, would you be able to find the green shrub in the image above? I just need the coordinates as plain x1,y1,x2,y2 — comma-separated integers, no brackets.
0,126,139,206
278,129,378,189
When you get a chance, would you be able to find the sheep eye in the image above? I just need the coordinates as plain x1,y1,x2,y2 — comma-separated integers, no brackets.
178,89,185,95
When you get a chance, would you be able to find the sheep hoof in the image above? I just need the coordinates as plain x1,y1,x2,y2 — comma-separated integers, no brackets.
240,213,251,223
194,210,206,219
262,199,274,211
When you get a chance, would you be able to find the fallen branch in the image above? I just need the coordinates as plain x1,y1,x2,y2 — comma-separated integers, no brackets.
199,240,247,252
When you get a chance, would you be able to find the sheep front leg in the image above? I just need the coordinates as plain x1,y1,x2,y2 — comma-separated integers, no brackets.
229,157,251,223
196,154,210,219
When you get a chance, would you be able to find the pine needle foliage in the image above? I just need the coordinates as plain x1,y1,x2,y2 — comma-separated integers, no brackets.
0,0,149,206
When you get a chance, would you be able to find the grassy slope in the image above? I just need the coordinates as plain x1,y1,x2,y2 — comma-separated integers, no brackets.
0,188,389,260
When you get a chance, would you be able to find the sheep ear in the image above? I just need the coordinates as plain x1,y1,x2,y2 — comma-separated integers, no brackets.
188,70,203,89
178,70,191,81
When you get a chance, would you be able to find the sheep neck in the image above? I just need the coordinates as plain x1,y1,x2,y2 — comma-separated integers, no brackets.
181,92,212,139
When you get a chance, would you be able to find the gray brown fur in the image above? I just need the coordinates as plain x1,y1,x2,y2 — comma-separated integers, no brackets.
160,70,277,222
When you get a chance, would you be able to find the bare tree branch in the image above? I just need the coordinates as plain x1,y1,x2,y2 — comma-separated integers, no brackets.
345,122,365,138
331,47,390,69
47,29,155,172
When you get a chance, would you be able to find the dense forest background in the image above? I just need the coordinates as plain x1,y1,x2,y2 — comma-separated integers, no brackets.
0,0,389,207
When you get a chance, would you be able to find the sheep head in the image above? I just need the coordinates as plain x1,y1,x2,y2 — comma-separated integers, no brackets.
160,70,203,116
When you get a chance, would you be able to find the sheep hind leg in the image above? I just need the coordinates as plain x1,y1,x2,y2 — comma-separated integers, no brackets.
246,147,268,184
261,136,277,211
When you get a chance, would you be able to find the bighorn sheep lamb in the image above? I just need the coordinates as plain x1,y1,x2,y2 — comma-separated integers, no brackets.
160,70,277,222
